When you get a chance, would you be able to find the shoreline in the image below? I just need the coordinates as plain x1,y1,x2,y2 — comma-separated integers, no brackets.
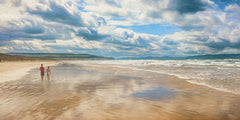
0,60,60,83
75,61,240,95
186,80,240,95
1,60,240,119
1,60,237,95
66,61,240,119
120,65,240,95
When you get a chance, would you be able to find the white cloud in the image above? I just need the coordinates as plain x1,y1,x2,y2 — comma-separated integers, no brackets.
0,46,14,53
54,38,103,49
1,0,240,57
1,39,52,52
108,20,133,26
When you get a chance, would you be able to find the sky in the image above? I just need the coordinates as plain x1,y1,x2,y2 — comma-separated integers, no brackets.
0,0,240,58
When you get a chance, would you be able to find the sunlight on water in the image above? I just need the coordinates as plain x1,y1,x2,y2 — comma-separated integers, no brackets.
70,59,240,94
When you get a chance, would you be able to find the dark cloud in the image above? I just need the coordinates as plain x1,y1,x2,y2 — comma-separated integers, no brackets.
0,27,23,41
76,28,108,40
143,0,210,18
175,0,209,14
104,35,151,49
34,34,59,40
0,27,63,41
28,1,84,27
24,27,44,34
206,38,240,50
162,38,179,45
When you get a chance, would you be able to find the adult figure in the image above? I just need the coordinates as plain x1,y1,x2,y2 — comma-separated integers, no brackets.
40,64,45,80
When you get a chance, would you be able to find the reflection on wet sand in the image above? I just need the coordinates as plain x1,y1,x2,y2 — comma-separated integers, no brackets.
133,87,176,101
0,63,240,120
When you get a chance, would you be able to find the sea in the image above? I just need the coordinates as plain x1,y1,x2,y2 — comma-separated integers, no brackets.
67,59,240,94
9,53,240,94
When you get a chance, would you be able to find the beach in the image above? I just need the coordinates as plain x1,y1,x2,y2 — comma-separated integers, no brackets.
0,60,240,120
0,61,59,83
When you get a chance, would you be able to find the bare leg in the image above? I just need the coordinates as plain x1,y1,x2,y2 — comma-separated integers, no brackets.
41,72,44,80
41,75,44,80
47,74,50,80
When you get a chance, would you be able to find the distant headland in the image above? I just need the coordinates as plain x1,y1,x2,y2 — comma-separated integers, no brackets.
0,53,114,61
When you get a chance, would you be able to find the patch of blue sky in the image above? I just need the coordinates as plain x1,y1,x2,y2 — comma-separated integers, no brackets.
117,23,181,36
77,0,88,12
211,0,240,10
77,6,87,12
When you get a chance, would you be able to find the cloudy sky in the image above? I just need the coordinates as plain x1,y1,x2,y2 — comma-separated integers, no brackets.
0,0,240,58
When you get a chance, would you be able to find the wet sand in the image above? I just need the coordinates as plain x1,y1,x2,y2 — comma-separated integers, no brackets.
0,61,240,120
0,61,59,83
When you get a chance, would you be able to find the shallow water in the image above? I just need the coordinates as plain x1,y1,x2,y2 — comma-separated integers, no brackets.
1,62,240,120
73,59,240,94
132,87,176,101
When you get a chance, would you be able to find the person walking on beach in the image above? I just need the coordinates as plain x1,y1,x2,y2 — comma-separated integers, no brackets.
47,66,51,80
40,64,45,80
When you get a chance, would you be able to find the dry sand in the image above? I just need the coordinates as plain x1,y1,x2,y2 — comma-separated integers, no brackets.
0,61,59,83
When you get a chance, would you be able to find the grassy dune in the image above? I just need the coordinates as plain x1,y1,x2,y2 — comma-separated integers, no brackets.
0,53,46,61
